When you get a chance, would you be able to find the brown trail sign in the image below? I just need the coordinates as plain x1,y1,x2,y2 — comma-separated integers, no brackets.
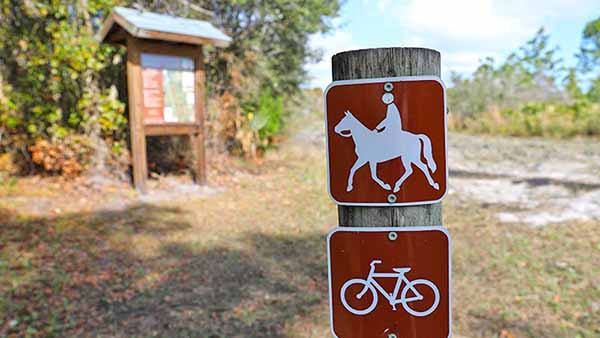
325,47,452,338
327,227,451,338
325,76,447,206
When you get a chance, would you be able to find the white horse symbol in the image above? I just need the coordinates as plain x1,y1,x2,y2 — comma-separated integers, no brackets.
333,89,439,193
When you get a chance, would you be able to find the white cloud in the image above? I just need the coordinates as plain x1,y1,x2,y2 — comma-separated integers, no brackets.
305,0,598,88
495,0,597,19
387,0,598,80
400,0,532,46
443,51,498,74
376,0,392,14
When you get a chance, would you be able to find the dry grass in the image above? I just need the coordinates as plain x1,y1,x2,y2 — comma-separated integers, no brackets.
445,197,599,337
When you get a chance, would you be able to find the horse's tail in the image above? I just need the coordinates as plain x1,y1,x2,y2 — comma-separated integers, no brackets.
417,134,437,173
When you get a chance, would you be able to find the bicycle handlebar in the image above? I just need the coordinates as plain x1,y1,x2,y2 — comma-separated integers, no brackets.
370,260,382,266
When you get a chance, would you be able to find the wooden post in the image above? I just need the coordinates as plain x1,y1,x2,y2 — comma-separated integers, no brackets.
332,47,442,227
192,46,207,185
126,36,148,193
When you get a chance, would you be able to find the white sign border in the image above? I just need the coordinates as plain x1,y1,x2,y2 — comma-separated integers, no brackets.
323,75,449,206
326,226,452,338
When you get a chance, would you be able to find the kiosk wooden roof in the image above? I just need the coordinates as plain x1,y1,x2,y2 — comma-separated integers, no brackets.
99,6,231,47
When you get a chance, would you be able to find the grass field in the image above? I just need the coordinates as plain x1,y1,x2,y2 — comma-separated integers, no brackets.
1,123,599,337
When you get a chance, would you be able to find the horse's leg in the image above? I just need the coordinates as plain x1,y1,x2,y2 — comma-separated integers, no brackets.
347,157,367,192
369,161,391,191
413,160,440,190
393,158,414,193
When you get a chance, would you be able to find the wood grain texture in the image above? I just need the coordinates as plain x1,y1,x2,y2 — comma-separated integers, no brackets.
138,29,225,48
136,40,202,58
144,124,200,136
192,46,207,185
332,47,443,227
126,36,148,193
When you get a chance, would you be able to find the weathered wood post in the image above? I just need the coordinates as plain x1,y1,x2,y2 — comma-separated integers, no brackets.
125,36,148,193
192,46,207,185
332,47,443,227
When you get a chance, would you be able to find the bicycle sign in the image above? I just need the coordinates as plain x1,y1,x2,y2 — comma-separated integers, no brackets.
328,227,451,338
341,259,440,317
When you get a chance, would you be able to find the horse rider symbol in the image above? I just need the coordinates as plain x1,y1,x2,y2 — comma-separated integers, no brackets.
333,82,440,193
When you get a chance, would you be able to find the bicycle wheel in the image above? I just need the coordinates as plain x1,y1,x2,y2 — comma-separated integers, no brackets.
400,279,440,317
340,279,378,315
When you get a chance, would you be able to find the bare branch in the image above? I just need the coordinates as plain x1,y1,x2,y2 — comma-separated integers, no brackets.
174,0,214,17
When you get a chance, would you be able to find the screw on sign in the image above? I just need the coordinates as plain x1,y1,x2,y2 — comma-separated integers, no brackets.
327,227,451,338
324,77,447,206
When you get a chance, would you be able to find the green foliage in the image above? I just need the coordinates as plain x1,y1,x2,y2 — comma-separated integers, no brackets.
252,88,284,141
199,0,340,153
197,0,340,97
449,28,564,115
578,16,600,74
0,0,127,173
587,77,600,102
455,101,600,138
449,27,600,138
0,0,341,169
230,88,285,156
578,16,600,103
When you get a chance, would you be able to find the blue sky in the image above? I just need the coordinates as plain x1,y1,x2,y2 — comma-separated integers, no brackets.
305,0,600,88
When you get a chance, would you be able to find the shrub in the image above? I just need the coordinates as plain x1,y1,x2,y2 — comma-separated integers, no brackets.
448,27,600,138
28,136,94,177
0,1,128,175
451,102,600,138
206,88,287,158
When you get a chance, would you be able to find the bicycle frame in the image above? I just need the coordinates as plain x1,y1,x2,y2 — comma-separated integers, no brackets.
357,265,423,307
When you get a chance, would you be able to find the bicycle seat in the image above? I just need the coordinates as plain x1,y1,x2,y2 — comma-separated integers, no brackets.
393,267,411,273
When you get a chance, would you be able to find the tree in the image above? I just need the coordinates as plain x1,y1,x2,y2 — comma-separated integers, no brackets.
579,16,600,102
579,16,600,73
563,67,584,102
448,27,564,116
203,0,340,96
139,0,341,153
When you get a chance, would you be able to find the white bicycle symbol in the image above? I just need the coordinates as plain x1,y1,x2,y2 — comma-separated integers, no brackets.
340,259,440,317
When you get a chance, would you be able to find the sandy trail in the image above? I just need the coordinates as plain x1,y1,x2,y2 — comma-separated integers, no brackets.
448,133,600,226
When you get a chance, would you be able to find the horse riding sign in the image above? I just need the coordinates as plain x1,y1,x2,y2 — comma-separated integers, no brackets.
327,226,451,338
324,76,447,205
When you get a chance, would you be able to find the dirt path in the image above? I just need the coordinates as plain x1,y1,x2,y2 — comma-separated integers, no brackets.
449,133,600,226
